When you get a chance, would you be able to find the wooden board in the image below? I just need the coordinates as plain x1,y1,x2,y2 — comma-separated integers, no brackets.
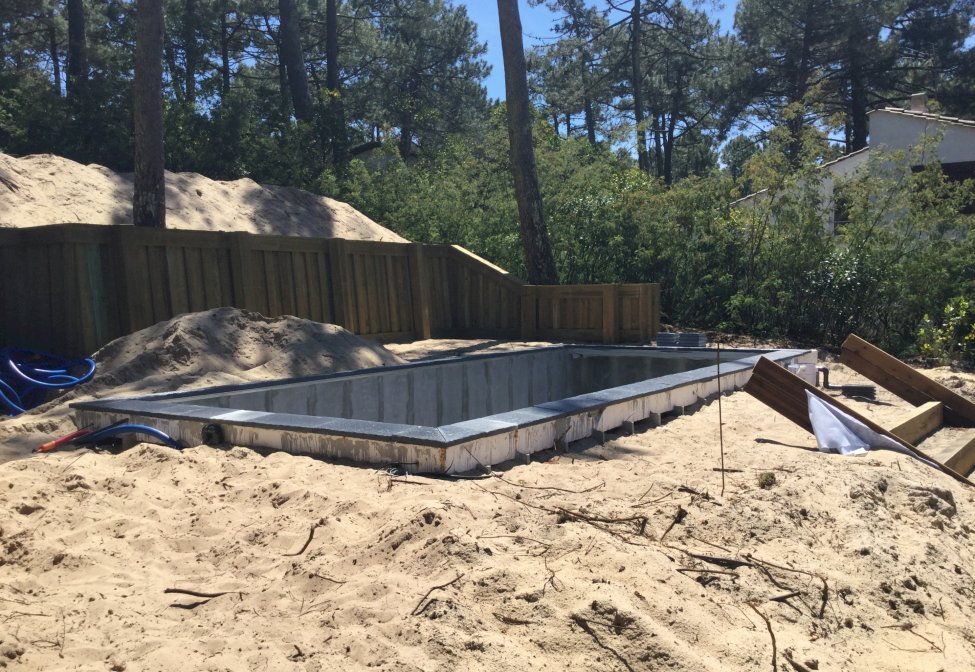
840,334,975,427
744,357,973,487
945,433,975,476
919,429,975,477
885,401,943,445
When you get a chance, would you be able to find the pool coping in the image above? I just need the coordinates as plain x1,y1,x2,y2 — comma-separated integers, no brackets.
72,345,812,449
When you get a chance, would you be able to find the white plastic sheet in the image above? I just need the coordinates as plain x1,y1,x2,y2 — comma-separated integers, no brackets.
805,390,938,469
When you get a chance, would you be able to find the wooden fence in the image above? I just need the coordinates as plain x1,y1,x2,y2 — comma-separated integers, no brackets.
0,224,660,356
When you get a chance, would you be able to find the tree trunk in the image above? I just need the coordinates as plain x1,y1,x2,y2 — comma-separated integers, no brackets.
398,114,414,158
583,97,596,145
652,114,663,178
278,0,315,123
787,2,816,164
48,14,61,95
631,0,650,172
220,5,232,95
184,0,198,106
66,0,87,100
497,0,558,285
133,0,166,229
326,0,347,164
847,28,868,151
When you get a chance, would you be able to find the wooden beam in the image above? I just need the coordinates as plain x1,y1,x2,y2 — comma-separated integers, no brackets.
886,401,943,445
745,357,973,487
945,433,975,476
840,334,975,427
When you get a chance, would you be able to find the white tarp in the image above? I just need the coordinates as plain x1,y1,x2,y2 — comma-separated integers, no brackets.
805,390,938,469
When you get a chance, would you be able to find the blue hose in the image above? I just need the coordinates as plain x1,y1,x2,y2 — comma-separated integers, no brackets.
73,423,182,449
0,346,97,416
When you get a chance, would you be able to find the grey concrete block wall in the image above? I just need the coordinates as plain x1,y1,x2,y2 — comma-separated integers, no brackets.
164,347,767,428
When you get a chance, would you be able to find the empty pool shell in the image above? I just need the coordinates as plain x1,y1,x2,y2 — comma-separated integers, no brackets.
73,345,814,473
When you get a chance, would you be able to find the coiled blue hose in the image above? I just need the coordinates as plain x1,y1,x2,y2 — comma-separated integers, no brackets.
73,423,182,449
0,346,96,416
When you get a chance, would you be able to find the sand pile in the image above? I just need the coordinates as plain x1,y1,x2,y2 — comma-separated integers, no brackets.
2,330,975,670
0,152,407,242
1,363,974,671
0,307,404,460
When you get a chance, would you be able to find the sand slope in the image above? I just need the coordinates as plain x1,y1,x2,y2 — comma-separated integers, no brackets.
0,152,407,242
1,328,975,670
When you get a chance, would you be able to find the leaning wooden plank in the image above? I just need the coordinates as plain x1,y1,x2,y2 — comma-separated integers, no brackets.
840,334,975,427
743,371,814,433
886,401,943,445
745,357,973,487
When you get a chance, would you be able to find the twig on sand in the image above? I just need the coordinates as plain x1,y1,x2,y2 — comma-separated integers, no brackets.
477,534,552,556
769,591,802,603
659,505,687,541
748,602,777,671
881,623,945,653
410,573,464,616
491,474,606,494
782,648,814,672
494,612,534,626
676,568,739,577
470,481,651,545
165,587,239,610
164,588,235,599
570,615,636,672
284,518,326,557
746,554,829,618
309,573,347,585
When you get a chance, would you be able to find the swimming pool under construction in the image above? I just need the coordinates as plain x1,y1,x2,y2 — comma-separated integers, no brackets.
73,345,814,473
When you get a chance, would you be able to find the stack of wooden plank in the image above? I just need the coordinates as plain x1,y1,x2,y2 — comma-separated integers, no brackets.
744,334,975,486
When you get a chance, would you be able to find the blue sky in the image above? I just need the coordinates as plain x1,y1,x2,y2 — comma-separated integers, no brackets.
461,1,738,101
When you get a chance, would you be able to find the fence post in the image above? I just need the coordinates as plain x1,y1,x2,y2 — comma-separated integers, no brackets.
327,238,355,332
602,285,619,344
230,232,257,310
409,243,432,340
110,225,143,336
520,286,537,340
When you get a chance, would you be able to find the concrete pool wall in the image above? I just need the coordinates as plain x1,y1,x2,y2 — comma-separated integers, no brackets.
73,345,815,473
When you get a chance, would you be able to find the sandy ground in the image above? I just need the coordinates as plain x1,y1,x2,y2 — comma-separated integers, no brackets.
0,152,406,242
2,316,975,671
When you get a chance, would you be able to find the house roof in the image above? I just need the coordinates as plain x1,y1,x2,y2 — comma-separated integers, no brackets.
873,107,975,129
818,146,871,170
729,147,871,207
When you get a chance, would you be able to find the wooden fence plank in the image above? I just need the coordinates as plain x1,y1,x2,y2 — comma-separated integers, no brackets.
183,246,207,313
602,285,618,344
230,232,255,310
293,251,310,318
166,246,190,316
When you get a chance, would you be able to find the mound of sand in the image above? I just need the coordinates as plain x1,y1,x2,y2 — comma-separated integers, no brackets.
3,325,975,670
0,307,404,458
1,357,974,671
0,152,407,242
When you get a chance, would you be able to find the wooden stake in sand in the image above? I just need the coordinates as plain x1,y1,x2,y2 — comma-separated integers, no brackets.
717,340,726,496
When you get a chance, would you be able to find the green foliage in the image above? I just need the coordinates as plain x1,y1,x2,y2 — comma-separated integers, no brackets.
917,296,975,365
